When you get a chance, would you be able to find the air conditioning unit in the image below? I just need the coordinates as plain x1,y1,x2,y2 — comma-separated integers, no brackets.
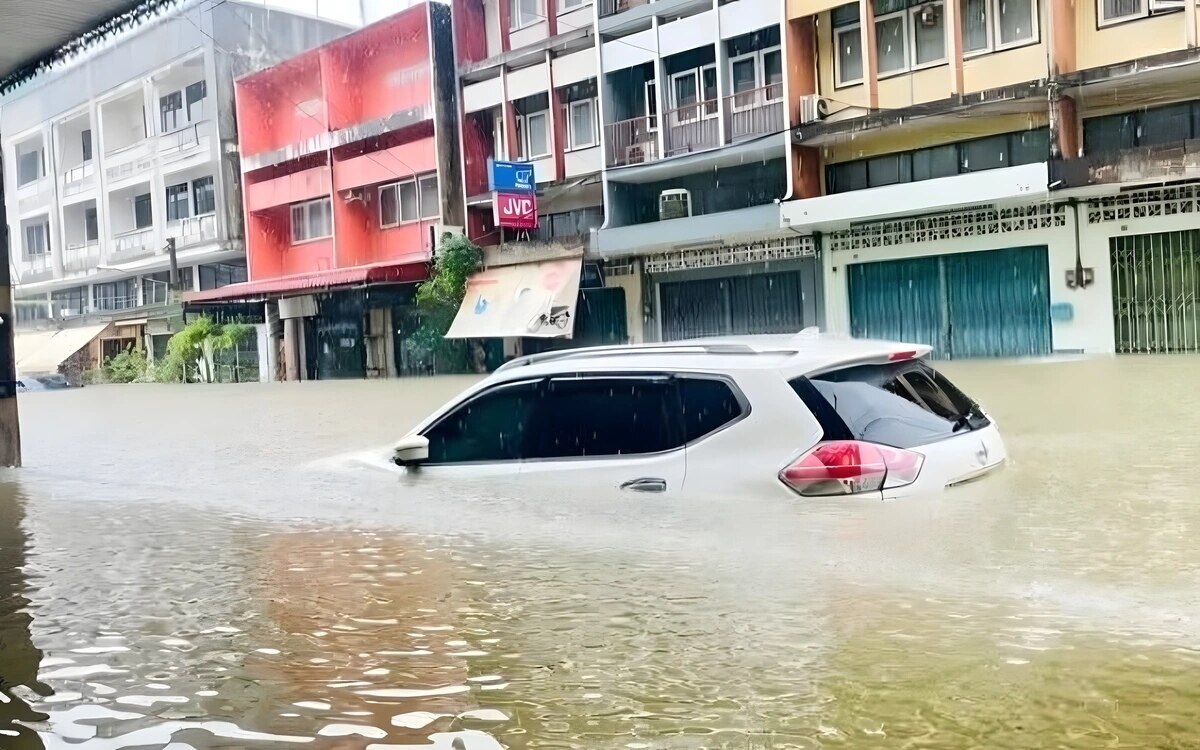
659,189,692,221
341,187,366,204
1149,0,1184,12
798,95,830,125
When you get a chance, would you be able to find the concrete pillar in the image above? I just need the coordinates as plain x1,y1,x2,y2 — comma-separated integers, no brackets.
859,0,878,110
283,317,302,381
500,0,512,52
1051,94,1080,160
1049,0,1077,76
945,0,965,96
0,158,22,467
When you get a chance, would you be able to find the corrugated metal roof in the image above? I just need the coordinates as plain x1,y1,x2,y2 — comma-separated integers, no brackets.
183,260,429,303
0,0,179,94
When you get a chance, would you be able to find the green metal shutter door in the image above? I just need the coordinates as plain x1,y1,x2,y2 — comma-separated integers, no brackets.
1111,230,1200,353
660,278,730,340
945,246,1051,358
728,272,806,334
660,268,816,341
848,256,944,353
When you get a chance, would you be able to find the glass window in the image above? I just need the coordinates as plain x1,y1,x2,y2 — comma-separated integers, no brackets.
679,378,745,443
962,0,989,52
763,49,784,100
192,176,215,215
1084,113,1137,154
291,198,331,243
81,129,93,162
512,0,541,29
911,144,959,180
420,175,440,219
959,133,1008,172
998,0,1035,44
24,223,47,256
525,377,680,459
1008,128,1049,165
160,91,183,133
1101,0,1142,22
166,183,189,222
876,13,908,74
835,26,864,85
911,3,946,66
1139,103,1193,148
380,184,399,226
52,287,86,318
424,381,540,463
185,80,207,122
671,70,699,121
525,111,550,157
645,80,659,131
85,207,99,242
134,193,153,229
18,150,41,185
199,262,247,290
731,56,758,104
867,153,910,187
399,180,419,222
569,99,596,148
143,274,170,305
702,65,718,117
827,160,868,193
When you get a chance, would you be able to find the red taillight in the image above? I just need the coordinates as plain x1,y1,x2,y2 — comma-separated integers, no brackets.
888,350,919,361
779,441,924,497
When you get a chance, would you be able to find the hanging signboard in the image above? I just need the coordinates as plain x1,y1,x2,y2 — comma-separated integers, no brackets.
495,191,538,229
488,159,536,193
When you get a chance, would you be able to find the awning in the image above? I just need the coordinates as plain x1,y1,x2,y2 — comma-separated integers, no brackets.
183,260,428,304
446,257,582,339
15,323,108,376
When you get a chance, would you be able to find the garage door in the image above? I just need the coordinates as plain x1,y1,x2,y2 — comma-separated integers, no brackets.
848,246,1051,359
1111,230,1200,353
659,269,819,341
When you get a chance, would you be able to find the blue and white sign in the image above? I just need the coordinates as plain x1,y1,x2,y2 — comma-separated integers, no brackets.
489,159,536,193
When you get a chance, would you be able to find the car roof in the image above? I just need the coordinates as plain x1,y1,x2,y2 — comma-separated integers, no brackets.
494,331,933,381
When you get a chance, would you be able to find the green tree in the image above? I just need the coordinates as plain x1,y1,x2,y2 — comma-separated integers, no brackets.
411,232,485,372
158,316,254,383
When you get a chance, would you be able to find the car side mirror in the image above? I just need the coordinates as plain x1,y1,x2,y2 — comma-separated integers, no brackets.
393,435,429,467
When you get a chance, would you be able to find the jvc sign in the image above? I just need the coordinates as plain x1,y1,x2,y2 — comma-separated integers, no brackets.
495,192,538,229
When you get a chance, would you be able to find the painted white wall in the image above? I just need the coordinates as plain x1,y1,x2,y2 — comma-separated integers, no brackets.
463,77,504,113
602,29,656,70
552,48,598,87
507,61,551,100
718,0,781,39
565,145,602,177
558,4,594,33
658,10,715,58
511,20,550,49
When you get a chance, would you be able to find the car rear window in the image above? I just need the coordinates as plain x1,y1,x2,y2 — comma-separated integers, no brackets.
790,362,989,449
678,377,745,443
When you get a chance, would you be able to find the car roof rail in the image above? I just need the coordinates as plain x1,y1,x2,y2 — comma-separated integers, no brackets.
495,343,765,372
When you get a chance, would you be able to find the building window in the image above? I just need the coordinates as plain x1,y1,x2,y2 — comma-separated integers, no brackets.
560,0,588,8
134,193,153,229
193,176,216,215
419,175,440,220
875,11,909,75
960,0,1036,53
730,47,784,108
166,183,190,222
160,91,184,133
1084,100,1200,154
379,180,420,227
516,110,551,159
24,223,48,257
834,23,864,86
186,80,207,122
825,128,1049,193
81,129,93,163
290,197,332,243
93,278,138,311
910,3,947,67
85,207,99,242
568,99,597,149
51,287,86,318
669,64,718,122
1099,0,1145,24
199,261,248,291
17,149,42,186
645,80,659,131
511,0,542,29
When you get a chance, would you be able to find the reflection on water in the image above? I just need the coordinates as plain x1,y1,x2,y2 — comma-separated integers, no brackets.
3,357,1200,747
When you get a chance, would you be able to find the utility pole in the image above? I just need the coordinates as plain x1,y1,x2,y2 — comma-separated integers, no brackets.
0,149,22,467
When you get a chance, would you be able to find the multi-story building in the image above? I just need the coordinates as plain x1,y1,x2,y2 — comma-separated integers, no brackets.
779,0,1200,357
2,1,351,380
451,0,625,355
593,0,821,343
185,2,465,380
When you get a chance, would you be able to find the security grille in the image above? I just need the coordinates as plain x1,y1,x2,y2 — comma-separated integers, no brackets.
1110,229,1200,354
828,203,1066,252
643,236,814,274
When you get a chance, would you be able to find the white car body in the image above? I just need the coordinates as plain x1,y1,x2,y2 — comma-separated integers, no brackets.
393,333,1007,500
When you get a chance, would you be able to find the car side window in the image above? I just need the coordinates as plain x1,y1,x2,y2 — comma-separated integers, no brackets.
423,380,539,464
525,376,680,459
678,377,745,443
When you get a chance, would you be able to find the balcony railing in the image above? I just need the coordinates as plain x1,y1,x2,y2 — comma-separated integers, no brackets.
62,162,96,195
24,253,50,273
63,241,101,273
664,102,720,157
159,122,207,158
725,84,785,143
91,295,139,313
605,115,659,167
599,0,650,16
166,213,218,248
111,228,156,260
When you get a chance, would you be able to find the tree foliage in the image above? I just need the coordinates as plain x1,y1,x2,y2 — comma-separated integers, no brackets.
409,233,484,370
159,316,254,383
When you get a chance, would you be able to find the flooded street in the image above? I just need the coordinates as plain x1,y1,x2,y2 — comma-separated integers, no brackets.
3,356,1200,749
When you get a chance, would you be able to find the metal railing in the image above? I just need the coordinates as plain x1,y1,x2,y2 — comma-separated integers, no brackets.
24,253,50,273
664,102,720,157
111,228,155,259
605,115,659,167
91,295,139,312
725,84,785,142
166,213,218,248
62,161,95,186
159,122,205,155
63,241,101,272
599,0,650,16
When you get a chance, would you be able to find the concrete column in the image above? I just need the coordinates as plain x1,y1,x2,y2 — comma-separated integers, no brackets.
652,18,668,160
548,52,566,181
1048,0,1077,76
0,156,22,467
945,0,964,96
859,0,878,110
500,0,513,52
1188,0,1198,48
283,316,301,381
1051,94,1080,160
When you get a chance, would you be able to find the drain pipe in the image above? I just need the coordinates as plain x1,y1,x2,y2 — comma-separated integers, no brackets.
1066,198,1093,289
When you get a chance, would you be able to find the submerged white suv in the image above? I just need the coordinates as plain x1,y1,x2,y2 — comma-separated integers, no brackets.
392,333,1006,500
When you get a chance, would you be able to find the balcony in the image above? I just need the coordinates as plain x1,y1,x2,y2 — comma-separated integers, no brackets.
61,162,97,198
158,120,211,163
22,253,53,282
606,115,659,167
63,241,101,273
91,294,139,313
599,0,649,17
105,144,155,184
664,102,719,157
725,85,784,143
111,228,156,262
1051,139,1200,190
166,213,218,248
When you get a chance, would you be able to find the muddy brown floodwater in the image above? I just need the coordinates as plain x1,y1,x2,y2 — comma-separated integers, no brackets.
2,356,1200,749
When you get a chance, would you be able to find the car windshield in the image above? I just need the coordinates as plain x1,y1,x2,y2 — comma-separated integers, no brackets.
792,361,989,449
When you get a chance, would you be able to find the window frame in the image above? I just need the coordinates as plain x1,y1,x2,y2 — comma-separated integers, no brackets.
517,109,552,159
420,378,544,466
1098,0,1147,26
165,182,190,223
133,193,153,230
908,2,948,69
379,177,429,228
84,207,99,242
81,129,94,163
559,0,589,8
669,64,719,125
874,9,911,78
993,0,1039,47
419,174,440,220
290,197,332,245
24,222,48,257
567,98,598,150
510,0,543,31
834,23,865,88
159,90,184,134
192,176,216,216
644,79,659,132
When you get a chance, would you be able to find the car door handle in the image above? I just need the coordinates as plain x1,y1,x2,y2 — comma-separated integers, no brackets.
620,477,667,493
